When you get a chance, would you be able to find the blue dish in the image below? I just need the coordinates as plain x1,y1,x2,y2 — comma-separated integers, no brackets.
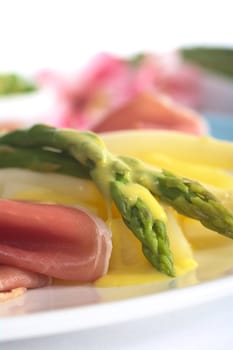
204,114,233,141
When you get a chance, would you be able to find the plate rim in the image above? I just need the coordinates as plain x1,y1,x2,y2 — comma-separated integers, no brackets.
2,273,233,343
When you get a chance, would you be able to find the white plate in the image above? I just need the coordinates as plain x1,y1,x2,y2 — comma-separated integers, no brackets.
1,122,233,344
2,272,233,343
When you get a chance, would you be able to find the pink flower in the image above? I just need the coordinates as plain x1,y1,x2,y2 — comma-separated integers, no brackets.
37,53,133,128
37,51,204,134
130,52,202,107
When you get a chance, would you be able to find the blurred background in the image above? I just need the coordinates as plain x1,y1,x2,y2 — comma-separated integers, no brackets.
0,0,232,138
0,0,232,72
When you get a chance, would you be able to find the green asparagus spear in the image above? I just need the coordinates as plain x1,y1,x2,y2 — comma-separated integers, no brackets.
121,156,233,239
0,124,129,199
111,181,174,276
0,124,174,276
0,144,90,178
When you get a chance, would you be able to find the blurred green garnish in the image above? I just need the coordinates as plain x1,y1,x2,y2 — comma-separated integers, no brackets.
0,73,37,96
126,53,146,68
180,47,233,80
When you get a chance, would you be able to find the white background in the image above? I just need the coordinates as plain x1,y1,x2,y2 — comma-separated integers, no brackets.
0,0,232,73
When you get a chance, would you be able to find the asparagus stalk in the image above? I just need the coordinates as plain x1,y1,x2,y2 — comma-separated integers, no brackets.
0,144,90,178
111,181,174,276
0,125,174,276
121,156,233,239
0,124,106,165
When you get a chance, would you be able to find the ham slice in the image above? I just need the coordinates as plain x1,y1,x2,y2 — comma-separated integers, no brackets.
0,200,112,290
92,93,207,135
0,266,51,292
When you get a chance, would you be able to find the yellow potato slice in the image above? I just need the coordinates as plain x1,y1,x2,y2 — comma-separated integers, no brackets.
102,130,233,170
141,153,233,190
96,208,196,287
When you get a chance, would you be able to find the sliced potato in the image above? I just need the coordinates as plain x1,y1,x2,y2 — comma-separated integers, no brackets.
142,153,233,189
165,208,197,274
102,130,233,170
96,209,197,287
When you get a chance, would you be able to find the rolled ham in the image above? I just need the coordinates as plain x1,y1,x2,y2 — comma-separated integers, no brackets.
0,199,112,294
92,93,208,135
0,266,51,292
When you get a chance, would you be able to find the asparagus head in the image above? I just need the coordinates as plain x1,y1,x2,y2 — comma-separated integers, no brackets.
121,156,233,239
111,180,174,276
